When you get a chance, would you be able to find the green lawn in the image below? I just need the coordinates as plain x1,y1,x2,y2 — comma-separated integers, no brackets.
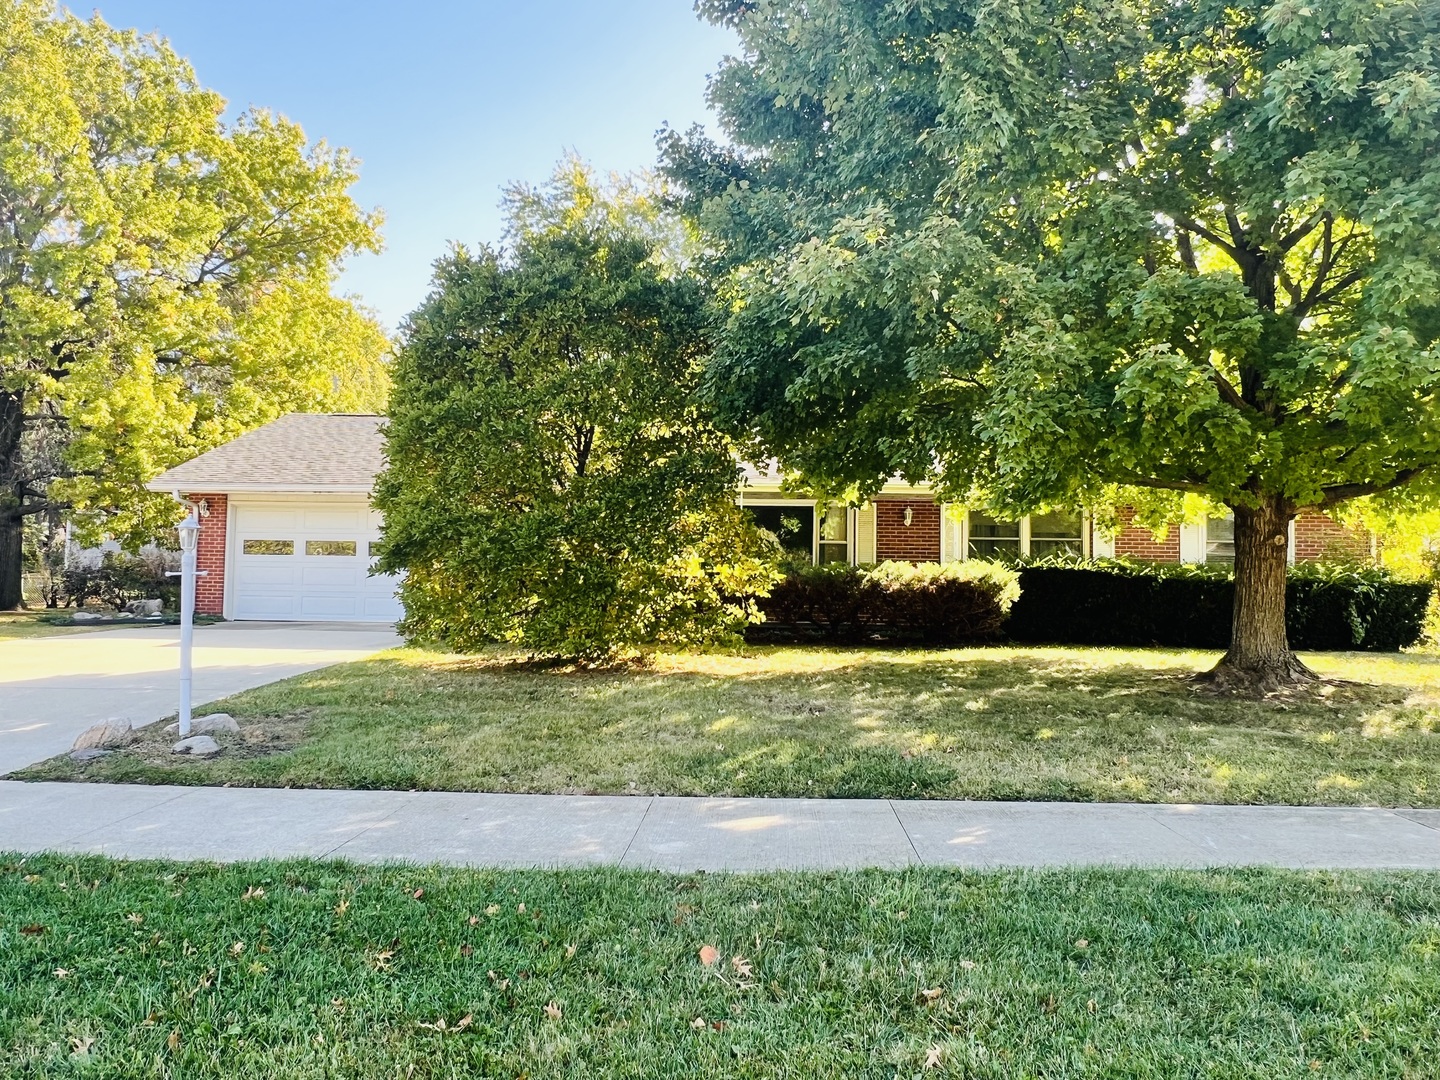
2,855,1437,1078
14,645,1440,807
0,612,103,640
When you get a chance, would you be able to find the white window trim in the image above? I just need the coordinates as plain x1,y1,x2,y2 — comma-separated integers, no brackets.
1184,514,1297,565
738,497,857,566
956,510,1086,561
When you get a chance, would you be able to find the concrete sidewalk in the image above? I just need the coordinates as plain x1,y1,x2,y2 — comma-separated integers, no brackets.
0,622,401,774
4,781,1439,870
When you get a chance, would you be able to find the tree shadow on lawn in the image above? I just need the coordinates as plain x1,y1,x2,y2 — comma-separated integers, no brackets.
400,646,1425,802
18,646,1434,805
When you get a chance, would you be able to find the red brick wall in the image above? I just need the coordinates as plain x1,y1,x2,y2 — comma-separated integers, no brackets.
186,493,228,616
875,498,941,562
1112,507,1181,562
1293,510,1371,562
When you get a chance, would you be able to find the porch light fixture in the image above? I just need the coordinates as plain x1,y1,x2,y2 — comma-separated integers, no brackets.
904,506,914,527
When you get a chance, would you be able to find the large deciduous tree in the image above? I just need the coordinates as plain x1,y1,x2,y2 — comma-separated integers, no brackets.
664,0,1440,689
0,0,385,608
374,163,776,660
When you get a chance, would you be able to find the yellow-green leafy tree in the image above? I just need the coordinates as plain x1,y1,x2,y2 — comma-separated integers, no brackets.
0,0,387,608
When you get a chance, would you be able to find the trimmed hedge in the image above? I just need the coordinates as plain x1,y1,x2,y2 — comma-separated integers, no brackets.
1005,559,1432,651
751,561,1020,644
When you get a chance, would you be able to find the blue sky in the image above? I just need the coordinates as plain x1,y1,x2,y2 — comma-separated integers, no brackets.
87,2,737,331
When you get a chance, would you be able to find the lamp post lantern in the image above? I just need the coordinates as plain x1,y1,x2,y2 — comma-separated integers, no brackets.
175,509,201,739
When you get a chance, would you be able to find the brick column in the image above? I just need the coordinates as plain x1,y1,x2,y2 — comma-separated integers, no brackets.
1112,507,1181,562
185,493,228,616
874,498,941,562
1293,510,1371,562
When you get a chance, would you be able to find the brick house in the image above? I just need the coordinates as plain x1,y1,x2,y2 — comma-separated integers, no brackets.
740,462,1372,568
144,414,1372,624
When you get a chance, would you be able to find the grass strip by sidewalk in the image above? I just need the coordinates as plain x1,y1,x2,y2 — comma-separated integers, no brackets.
3,855,1438,1077
0,612,105,641
14,645,1440,806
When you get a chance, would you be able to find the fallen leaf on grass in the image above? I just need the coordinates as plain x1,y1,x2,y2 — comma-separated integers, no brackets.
1074,939,1089,949
925,1045,943,1069
919,987,943,1004
241,886,265,902
368,947,397,972
418,1014,472,1034
543,1002,562,1021
959,959,977,970
412,889,424,900
731,956,753,977
485,904,500,917
334,899,350,917
20,924,45,936
229,941,245,958
699,945,720,966
69,1036,95,1056
468,915,480,926
564,944,577,959
53,968,70,979
690,1016,706,1030
166,1031,180,1052
460,944,473,957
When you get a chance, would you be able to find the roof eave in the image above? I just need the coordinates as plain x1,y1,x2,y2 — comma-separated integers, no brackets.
143,480,376,495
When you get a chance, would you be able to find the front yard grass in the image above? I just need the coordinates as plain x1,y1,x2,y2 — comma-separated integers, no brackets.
3,854,1438,1077
14,645,1440,806
0,611,103,640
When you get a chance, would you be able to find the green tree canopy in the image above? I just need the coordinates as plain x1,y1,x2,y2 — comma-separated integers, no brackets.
0,0,386,607
665,0,1440,687
374,162,776,660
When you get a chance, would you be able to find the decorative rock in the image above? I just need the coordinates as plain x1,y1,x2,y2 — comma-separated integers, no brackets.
69,748,113,763
171,735,221,757
163,713,240,736
126,599,164,616
71,720,134,751
71,611,105,622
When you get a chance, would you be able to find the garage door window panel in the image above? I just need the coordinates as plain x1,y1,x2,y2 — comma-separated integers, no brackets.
306,540,358,557
243,540,294,556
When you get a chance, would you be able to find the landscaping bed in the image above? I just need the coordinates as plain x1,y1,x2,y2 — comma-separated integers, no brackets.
13,645,1440,807
3,854,1438,1077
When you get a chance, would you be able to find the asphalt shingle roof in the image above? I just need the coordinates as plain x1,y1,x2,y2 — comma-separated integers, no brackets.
146,414,385,494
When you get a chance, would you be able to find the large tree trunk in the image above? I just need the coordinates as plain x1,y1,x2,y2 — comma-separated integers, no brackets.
0,389,25,611
1204,496,1315,693
0,511,22,611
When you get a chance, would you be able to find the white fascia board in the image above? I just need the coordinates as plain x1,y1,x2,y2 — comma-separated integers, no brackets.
144,481,375,495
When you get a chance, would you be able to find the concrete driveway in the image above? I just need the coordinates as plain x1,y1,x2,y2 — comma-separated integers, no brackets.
0,622,401,774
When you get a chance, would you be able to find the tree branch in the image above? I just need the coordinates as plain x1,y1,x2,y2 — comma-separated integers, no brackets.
1173,216,1239,260
1107,469,1210,495
1319,467,1428,509
1275,210,1325,253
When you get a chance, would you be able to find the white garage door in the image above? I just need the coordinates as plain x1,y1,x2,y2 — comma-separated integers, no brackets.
231,501,403,623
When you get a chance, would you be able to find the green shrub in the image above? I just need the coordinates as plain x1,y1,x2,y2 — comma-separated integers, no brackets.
752,560,1019,644
1005,558,1431,651
61,550,179,612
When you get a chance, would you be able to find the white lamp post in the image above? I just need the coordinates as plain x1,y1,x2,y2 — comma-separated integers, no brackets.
175,508,201,739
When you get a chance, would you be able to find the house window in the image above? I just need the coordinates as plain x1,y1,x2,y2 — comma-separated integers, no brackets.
968,512,1021,562
305,540,358,557
817,504,850,564
1205,517,1236,564
744,504,816,562
242,540,294,556
1029,511,1084,558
